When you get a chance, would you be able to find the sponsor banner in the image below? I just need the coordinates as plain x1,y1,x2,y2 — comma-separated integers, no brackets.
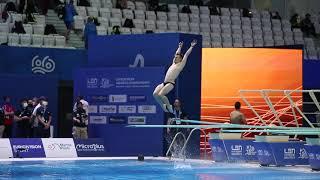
109,95,127,103
255,142,308,166
128,116,146,125
138,105,156,114
109,116,127,124
118,105,136,114
305,145,320,170
10,138,45,158
42,138,77,158
88,105,98,114
208,139,227,162
88,95,108,102
224,140,258,162
128,95,146,102
90,116,107,124
74,139,106,157
99,105,117,114
0,139,13,158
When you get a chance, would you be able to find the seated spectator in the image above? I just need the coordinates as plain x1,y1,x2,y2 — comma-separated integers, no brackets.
4,1,17,12
44,24,58,35
63,0,77,40
148,0,159,11
209,6,221,16
290,13,301,29
11,21,26,34
242,8,252,18
116,0,127,10
73,102,88,139
301,13,316,37
123,18,134,28
25,0,37,23
2,96,15,138
83,17,97,49
181,5,191,14
272,11,281,20
230,102,246,125
112,25,121,35
18,0,26,14
35,98,51,138
15,99,32,138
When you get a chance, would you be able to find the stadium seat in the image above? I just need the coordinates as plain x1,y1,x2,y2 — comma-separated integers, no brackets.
307,49,318,60
99,17,109,27
90,0,101,8
135,1,146,11
178,22,189,32
189,22,200,32
0,23,9,33
102,0,113,9
111,8,122,19
134,10,145,20
243,39,254,47
100,8,111,18
145,20,156,30
190,5,199,14
168,4,178,13
168,13,178,22
200,23,210,32
43,35,55,47
211,32,222,42
221,24,231,34
202,40,211,48
210,15,221,24
34,15,46,25
167,21,178,31
23,24,33,34
157,12,167,21
11,13,23,22
123,9,134,19
133,19,144,29
74,16,85,30
212,41,222,48
199,6,210,15
221,16,231,24
201,32,211,41
200,14,210,23
211,24,221,33
179,13,189,22
220,7,231,16
261,10,270,19
0,32,8,44
231,16,241,25
8,33,19,46
241,17,251,26
32,34,43,47
20,34,31,46
131,28,143,34
55,35,66,47
96,26,107,35
76,6,87,17
33,24,45,35
121,27,131,34
127,1,135,10
230,8,240,16
146,11,157,21
109,17,122,27
156,21,167,30
189,14,200,23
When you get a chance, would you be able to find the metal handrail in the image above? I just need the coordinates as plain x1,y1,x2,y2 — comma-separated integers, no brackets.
166,132,187,157
180,128,207,161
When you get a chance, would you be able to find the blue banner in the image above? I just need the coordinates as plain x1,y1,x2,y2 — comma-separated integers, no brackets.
209,139,258,162
255,141,309,166
74,138,106,157
10,138,45,158
74,67,164,156
0,46,86,80
88,33,202,158
305,145,320,170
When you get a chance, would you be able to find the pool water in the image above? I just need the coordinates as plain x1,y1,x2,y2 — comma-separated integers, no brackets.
0,158,319,180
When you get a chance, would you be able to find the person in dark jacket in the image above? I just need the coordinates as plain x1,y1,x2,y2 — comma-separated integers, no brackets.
64,0,77,40
11,21,26,34
15,99,32,138
73,102,88,139
83,17,97,49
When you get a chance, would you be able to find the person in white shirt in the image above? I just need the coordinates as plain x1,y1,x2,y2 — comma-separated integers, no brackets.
230,102,247,124
73,96,89,115
153,40,197,113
